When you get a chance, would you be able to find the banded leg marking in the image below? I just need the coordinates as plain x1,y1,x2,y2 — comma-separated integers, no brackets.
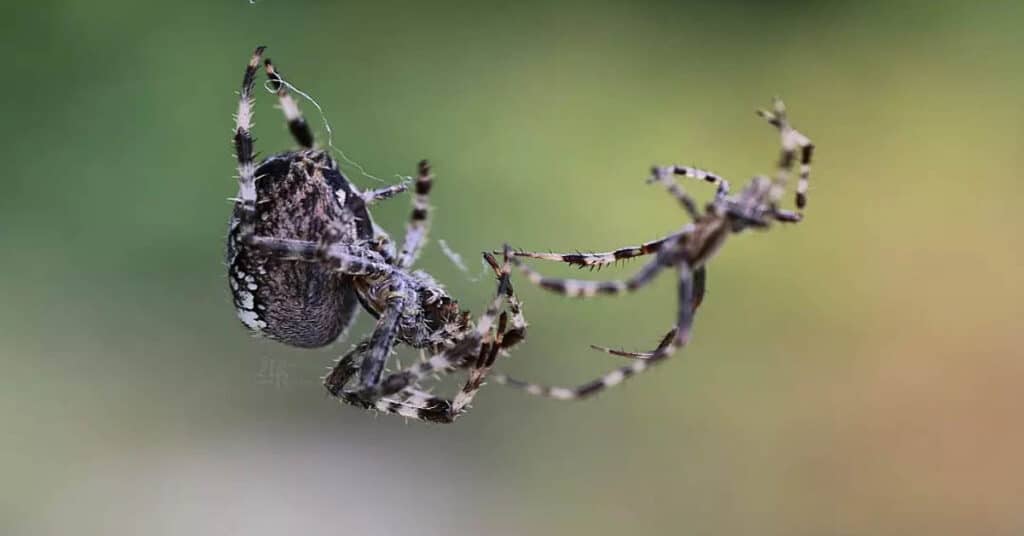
233,46,265,243
397,160,434,268
505,228,690,269
648,165,733,219
510,254,668,298
264,58,314,148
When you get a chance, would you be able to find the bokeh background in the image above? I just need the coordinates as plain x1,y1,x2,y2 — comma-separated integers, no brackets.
2,1,1023,534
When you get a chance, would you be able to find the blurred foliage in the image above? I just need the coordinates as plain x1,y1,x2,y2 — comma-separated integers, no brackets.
1,1,1023,534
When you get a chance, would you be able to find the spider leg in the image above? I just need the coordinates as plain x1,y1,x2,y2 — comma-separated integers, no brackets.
648,165,730,220
503,227,690,269
482,249,528,350
385,317,507,423
352,299,507,400
510,253,669,298
320,277,414,401
362,182,410,205
405,259,530,423
263,57,314,148
351,385,450,423
590,327,678,359
368,394,455,422
232,46,265,244
356,279,410,390
343,332,487,421
757,97,814,210
324,341,454,419
493,262,697,400
348,320,506,424
348,251,517,403
323,342,367,401
323,345,414,408
396,160,434,268
247,235,394,276
499,281,528,350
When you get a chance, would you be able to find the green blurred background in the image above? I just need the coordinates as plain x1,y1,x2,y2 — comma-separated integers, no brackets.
2,1,1022,534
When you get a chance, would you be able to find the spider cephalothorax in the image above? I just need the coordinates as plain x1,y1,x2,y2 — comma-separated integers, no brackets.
227,46,524,423
493,98,814,401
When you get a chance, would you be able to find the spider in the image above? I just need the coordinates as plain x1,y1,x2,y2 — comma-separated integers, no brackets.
492,98,814,401
226,46,526,423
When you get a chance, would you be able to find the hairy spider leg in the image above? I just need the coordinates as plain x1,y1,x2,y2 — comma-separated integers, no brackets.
232,46,265,245
323,342,367,398
590,327,678,359
504,229,689,269
507,245,677,298
499,281,527,350
344,251,526,422
349,254,514,402
327,318,512,423
419,254,530,422
430,313,508,421
342,319,502,423
323,344,433,415
247,236,394,276
396,160,434,269
357,278,410,389
324,311,502,423
263,57,315,148
447,250,529,415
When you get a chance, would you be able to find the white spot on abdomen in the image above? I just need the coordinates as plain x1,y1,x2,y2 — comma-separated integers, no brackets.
237,308,266,331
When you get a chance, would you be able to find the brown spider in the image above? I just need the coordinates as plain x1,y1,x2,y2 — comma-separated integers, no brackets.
493,98,814,400
226,46,525,423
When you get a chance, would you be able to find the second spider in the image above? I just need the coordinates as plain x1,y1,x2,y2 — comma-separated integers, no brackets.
494,98,814,401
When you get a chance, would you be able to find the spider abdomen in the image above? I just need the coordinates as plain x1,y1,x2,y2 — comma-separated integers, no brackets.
227,150,373,348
